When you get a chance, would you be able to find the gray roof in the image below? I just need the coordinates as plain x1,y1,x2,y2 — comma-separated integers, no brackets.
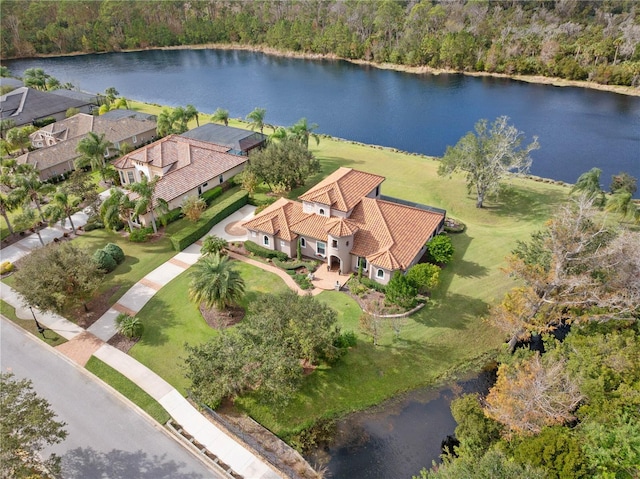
0,77,23,89
181,123,266,153
0,87,95,125
49,89,98,103
99,109,156,122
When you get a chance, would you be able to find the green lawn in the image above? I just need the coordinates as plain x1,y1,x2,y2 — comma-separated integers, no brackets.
85,356,171,424
72,229,176,305
129,260,290,393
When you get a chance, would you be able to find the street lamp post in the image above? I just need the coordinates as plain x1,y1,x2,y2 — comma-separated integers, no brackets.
29,306,46,338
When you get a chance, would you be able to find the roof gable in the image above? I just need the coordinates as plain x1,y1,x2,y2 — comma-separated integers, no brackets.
298,167,384,212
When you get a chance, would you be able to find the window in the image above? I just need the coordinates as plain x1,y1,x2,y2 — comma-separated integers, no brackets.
132,135,137,144
119,171,125,184
358,257,368,270
300,237,306,248
280,240,286,248
376,268,385,279
127,171,134,183
332,239,338,248
346,241,349,246
251,231,257,238
263,235,270,246
375,185,380,196
103,149,110,157
202,182,208,188
219,174,224,184
316,241,326,256
319,208,325,215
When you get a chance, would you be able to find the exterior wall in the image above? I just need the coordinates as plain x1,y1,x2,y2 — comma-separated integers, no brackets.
351,255,370,276
365,184,382,199
40,160,75,181
369,265,392,285
408,244,428,269
277,238,295,257
302,201,331,217
327,233,354,273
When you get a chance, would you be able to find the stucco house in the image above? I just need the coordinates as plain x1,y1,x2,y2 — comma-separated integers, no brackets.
243,167,446,285
112,134,248,227
16,111,157,181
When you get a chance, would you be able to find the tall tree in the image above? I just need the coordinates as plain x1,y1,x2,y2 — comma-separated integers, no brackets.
13,241,103,314
44,187,80,234
438,116,539,208
211,107,229,126
185,104,200,127
0,373,68,478
75,132,113,181
12,164,53,222
0,184,22,236
127,175,166,233
200,234,228,257
100,187,135,231
289,117,320,149
189,254,245,311
571,167,605,206
6,126,33,154
246,107,271,134
22,67,48,90
13,206,44,245
609,171,637,195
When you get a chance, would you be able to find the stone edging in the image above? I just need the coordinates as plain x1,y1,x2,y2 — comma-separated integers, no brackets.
364,301,426,319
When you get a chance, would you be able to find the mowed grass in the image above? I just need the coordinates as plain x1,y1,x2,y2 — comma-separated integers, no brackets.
85,356,171,424
0,299,67,347
72,229,176,305
129,261,290,394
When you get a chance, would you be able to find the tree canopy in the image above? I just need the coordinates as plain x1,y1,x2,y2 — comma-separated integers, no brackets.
0,373,68,478
439,116,539,208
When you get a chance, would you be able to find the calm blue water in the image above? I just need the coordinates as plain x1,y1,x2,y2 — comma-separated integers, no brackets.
6,49,640,191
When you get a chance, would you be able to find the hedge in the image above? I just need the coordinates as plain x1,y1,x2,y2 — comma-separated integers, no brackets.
202,186,223,206
170,191,248,251
271,258,318,271
159,207,183,226
244,240,289,261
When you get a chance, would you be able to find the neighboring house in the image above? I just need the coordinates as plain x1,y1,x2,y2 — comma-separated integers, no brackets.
112,134,248,227
181,123,267,156
243,167,446,285
17,111,157,181
0,86,96,127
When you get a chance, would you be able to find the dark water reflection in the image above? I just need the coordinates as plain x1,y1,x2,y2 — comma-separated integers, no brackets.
306,369,496,479
6,49,640,193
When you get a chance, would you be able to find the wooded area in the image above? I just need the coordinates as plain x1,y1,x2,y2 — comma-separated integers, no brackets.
1,0,639,86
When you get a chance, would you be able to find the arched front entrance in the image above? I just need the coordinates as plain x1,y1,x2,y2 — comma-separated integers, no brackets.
328,255,342,273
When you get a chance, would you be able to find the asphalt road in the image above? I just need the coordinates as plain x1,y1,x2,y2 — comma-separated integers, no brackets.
1,317,220,479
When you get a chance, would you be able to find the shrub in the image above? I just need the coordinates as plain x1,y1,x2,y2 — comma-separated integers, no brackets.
334,330,358,348
361,276,387,293
427,234,455,264
407,263,440,293
170,191,248,251
244,240,289,261
115,313,144,339
159,207,183,226
129,227,153,243
181,195,207,222
0,261,13,274
385,271,418,309
293,274,313,290
93,249,117,273
201,186,223,206
201,234,228,256
271,258,318,271
103,243,125,264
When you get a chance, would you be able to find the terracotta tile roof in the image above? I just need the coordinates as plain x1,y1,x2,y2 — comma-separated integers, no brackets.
298,167,384,212
325,217,359,237
350,198,444,270
242,169,445,272
242,198,305,241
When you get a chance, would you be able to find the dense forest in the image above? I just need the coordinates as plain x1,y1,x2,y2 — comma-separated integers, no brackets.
1,0,639,86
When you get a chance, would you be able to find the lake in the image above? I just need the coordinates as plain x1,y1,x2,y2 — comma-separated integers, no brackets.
6,49,640,193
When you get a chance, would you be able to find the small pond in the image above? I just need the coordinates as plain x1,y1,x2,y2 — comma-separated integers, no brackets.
306,367,496,479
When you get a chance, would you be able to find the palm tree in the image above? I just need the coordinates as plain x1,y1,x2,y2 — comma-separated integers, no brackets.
605,190,634,220
128,175,168,233
100,187,135,231
211,108,230,126
189,254,245,311
571,167,605,206
14,207,44,245
0,188,21,236
156,108,173,137
23,67,48,91
75,132,114,182
6,127,30,154
246,107,271,134
201,235,228,256
115,313,144,339
44,188,81,234
289,117,320,149
13,165,53,222
171,106,189,134
185,104,200,127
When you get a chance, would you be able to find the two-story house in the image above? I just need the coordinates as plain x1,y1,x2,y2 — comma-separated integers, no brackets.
243,167,446,284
